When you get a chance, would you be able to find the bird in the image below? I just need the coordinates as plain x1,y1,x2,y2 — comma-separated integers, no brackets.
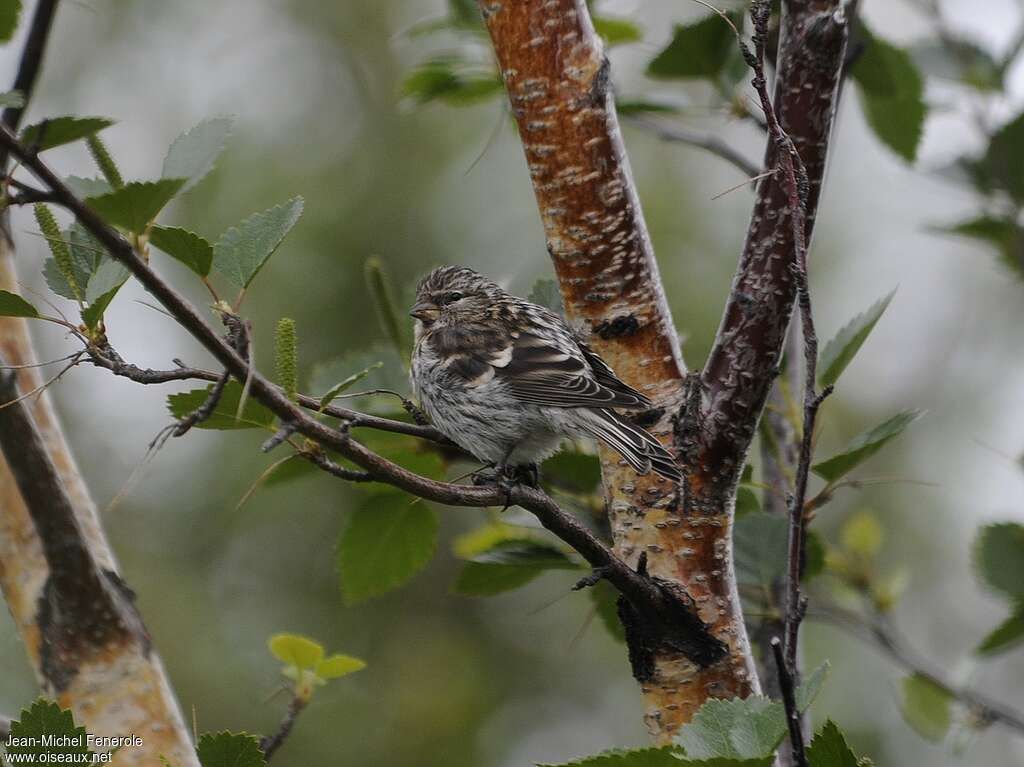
409,265,682,486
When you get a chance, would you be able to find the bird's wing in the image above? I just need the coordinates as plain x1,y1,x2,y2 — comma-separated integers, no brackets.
494,331,650,409
428,321,650,410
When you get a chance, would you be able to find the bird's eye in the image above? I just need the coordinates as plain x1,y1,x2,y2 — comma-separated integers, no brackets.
445,291,464,304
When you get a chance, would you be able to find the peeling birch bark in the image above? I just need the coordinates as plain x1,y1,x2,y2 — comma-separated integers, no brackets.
0,236,199,766
479,0,848,742
478,0,755,741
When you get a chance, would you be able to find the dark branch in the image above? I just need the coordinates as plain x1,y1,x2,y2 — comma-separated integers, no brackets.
811,603,1024,736
0,0,59,170
626,115,761,179
259,696,306,762
742,0,836,678
0,124,726,668
771,637,808,767
695,3,847,512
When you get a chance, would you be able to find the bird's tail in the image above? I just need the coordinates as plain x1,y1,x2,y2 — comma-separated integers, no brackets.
579,409,682,483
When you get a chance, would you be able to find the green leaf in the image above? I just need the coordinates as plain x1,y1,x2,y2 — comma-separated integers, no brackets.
527,278,565,316
973,522,1024,601
900,673,953,742
365,256,411,357
542,450,602,493
401,56,504,106
675,665,828,760
85,257,130,304
0,289,40,318
840,511,884,560
63,175,112,199
910,39,1002,91
359,429,446,481
81,284,122,330
615,99,682,116
540,748,771,766
309,343,409,416
42,223,116,301
733,512,787,588
806,720,863,767
318,362,383,411
593,16,642,46
646,13,738,80
453,522,528,558
812,410,922,483
977,604,1024,657
454,539,580,596
268,633,324,669
150,225,215,276
851,24,926,161
0,89,24,108
590,579,626,643
212,197,304,288
935,215,1024,280
978,111,1024,203
337,493,438,605
20,116,114,152
316,653,366,679
0,0,21,42
448,0,482,29
86,178,187,232
819,290,896,388
197,731,266,767
162,116,234,193
6,699,92,760
537,747,683,767
166,381,276,430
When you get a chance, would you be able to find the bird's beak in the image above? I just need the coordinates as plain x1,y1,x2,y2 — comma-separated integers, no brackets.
410,301,439,323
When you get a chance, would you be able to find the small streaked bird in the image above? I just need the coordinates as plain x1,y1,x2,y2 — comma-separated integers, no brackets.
409,266,681,485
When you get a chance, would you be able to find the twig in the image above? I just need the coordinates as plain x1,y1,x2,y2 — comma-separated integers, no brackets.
743,0,836,679
811,603,1024,736
259,696,306,762
771,637,808,767
0,0,59,170
300,449,374,483
0,124,727,669
626,115,761,178
88,345,452,443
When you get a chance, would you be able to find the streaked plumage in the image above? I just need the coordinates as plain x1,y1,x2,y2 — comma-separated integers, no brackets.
409,266,681,483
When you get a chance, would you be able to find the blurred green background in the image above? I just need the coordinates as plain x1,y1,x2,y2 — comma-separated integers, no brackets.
1,0,1024,765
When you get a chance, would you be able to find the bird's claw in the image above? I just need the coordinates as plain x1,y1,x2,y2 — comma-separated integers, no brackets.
471,463,539,510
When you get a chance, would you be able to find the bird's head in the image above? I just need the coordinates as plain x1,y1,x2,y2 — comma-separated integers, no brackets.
410,266,502,329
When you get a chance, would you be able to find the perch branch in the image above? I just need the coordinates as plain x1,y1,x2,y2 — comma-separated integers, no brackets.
0,123,727,670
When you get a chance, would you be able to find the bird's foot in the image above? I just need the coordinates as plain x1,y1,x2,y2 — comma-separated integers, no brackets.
471,463,538,510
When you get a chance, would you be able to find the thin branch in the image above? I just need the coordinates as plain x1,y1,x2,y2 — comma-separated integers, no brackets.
811,603,1024,736
0,123,727,669
743,0,835,681
259,696,306,762
0,0,59,168
771,637,808,767
626,115,761,178
88,345,451,443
